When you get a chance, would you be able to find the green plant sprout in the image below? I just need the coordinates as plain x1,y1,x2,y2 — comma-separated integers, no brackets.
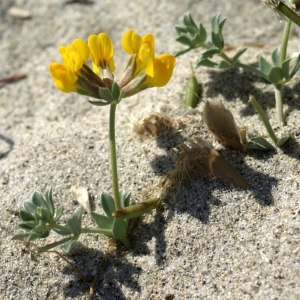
175,0,300,150
12,30,175,252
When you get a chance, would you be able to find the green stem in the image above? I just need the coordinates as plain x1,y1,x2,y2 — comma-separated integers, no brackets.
119,235,132,250
109,100,122,211
235,62,270,81
274,84,284,126
277,1,300,27
52,224,112,236
218,51,233,64
280,19,292,64
249,95,278,144
81,227,112,235
52,224,71,233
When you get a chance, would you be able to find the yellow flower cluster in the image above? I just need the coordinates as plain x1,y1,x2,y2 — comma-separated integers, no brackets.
49,30,176,101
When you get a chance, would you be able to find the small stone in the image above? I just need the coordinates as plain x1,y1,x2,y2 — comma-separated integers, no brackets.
8,7,31,19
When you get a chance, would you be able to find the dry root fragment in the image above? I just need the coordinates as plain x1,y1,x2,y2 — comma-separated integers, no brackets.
167,137,250,190
130,112,177,141
104,237,118,265
203,98,245,152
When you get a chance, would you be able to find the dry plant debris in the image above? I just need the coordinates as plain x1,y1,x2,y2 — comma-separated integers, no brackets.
130,112,178,141
71,185,91,213
203,98,245,152
167,137,250,190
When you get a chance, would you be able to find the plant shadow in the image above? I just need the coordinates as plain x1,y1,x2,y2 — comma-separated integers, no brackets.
0,134,14,159
61,242,142,299
205,67,300,118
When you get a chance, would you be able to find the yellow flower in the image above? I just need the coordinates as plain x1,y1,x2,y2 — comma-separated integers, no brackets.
120,29,176,96
88,33,116,76
49,62,78,93
143,54,176,87
49,39,90,93
121,30,154,77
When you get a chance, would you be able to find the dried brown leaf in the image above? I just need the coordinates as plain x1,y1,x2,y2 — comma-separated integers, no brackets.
203,98,245,152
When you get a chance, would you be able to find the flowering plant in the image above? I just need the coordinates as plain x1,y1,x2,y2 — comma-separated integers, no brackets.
175,0,300,150
12,30,175,251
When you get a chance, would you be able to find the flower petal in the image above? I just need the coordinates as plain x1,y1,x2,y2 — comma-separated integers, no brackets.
144,54,176,87
140,34,154,77
59,39,89,63
49,62,77,93
88,33,115,73
122,29,142,55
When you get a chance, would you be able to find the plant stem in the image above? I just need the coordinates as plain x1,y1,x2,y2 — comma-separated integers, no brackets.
249,95,278,144
52,224,112,236
274,84,284,127
109,100,122,211
277,1,300,27
280,19,292,64
235,62,270,81
119,235,132,249
81,227,112,235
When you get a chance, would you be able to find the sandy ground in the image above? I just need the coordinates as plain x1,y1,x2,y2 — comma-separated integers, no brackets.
0,0,300,299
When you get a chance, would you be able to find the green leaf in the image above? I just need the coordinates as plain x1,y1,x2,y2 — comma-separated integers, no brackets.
23,201,37,214
101,191,116,218
232,48,247,63
20,220,37,228
18,223,35,231
112,218,128,239
211,14,227,33
211,31,224,50
99,87,113,102
196,58,218,68
218,17,227,32
40,231,50,239
88,99,110,106
32,191,48,209
174,48,193,57
185,25,198,36
282,58,291,81
198,23,207,43
176,36,194,46
38,237,73,252
175,26,187,35
90,212,113,231
183,12,197,28
268,66,283,84
211,14,220,33
190,33,204,46
35,220,46,233
289,54,300,79
259,56,272,74
276,133,290,147
66,207,83,236
45,188,54,216
20,210,35,222
218,60,231,69
119,191,131,208
246,136,275,151
271,47,281,66
61,239,77,253
202,48,220,58
52,227,72,235
12,233,31,241
54,206,64,222
38,207,53,223
112,82,120,101
25,232,41,242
